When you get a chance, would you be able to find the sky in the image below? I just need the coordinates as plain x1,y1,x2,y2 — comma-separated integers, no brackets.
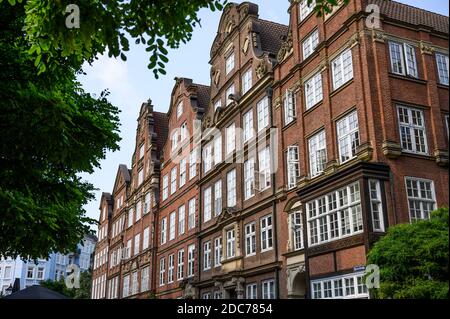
78,0,449,230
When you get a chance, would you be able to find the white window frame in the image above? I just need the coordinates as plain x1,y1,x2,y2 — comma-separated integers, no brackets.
226,52,235,75
302,29,319,60
169,211,176,241
260,215,273,252
226,123,236,155
257,97,269,132
311,272,368,299
179,158,187,187
227,169,237,207
284,90,296,125
291,211,303,251
177,101,183,119
305,71,323,110
189,150,197,180
337,110,360,163
262,279,275,299
168,254,174,283
245,222,256,256
436,53,449,85
299,0,316,21
139,143,145,160
226,228,235,259
143,227,150,250
170,167,177,195
331,48,353,90
203,241,211,270
204,187,212,223
243,109,254,142
242,68,252,94
369,180,385,232
389,41,418,78
178,205,186,235
397,105,428,155
177,249,185,281
405,177,436,222
287,146,300,190
308,130,327,177
258,147,271,191
244,157,255,200
226,84,235,106
203,144,212,173
246,283,257,299
187,245,195,278
159,257,165,286
188,198,196,230
134,233,140,256
214,180,222,216
214,136,222,166
160,217,167,245
214,237,222,267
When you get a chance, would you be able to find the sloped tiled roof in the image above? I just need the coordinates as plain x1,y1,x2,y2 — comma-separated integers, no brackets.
195,84,211,114
367,0,449,34
118,164,130,182
153,112,168,152
259,19,289,55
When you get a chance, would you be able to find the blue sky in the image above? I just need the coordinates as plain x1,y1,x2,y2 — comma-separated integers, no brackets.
78,0,449,228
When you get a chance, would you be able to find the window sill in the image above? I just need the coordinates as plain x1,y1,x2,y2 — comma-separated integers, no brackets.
304,100,323,116
261,247,273,254
388,73,427,85
282,119,297,131
437,83,449,89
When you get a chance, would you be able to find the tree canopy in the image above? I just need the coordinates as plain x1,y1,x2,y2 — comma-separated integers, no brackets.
0,3,121,259
367,208,449,299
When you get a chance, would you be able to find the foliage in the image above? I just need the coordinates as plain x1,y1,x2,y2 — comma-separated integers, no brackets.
40,270,93,299
0,3,121,259
367,207,449,299
1,0,352,78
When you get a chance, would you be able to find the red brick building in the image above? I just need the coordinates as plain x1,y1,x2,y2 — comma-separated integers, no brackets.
92,0,448,299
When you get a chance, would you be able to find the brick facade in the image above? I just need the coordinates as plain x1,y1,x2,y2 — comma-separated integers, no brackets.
92,0,448,299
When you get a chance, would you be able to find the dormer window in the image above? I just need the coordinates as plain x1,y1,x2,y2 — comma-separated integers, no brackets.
226,52,235,75
177,102,183,119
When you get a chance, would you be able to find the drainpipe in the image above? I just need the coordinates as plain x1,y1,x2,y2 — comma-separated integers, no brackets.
267,86,280,298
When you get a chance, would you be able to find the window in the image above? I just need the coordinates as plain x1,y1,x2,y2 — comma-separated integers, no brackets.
307,182,362,246
244,158,255,199
188,198,196,230
245,222,256,256
337,110,360,163
143,227,150,250
214,180,222,216
291,211,303,250
131,271,138,295
138,168,144,186
226,229,235,259
177,102,183,119
177,249,185,281
436,53,449,85
141,267,149,292
204,187,212,223
123,274,130,297
226,84,235,106
162,175,169,201
189,150,197,179
171,131,178,150
302,29,319,60
246,283,257,299
309,130,327,177
125,239,132,259
178,205,185,235
169,212,176,240
226,123,236,155
202,293,211,299
226,52,235,75
180,158,187,187
284,90,296,125
445,114,449,138
139,143,145,160
27,266,34,279
203,144,212,173
260,215,273,251
214,100,222,111
134,233,140,256
331,48,353,90
168,254,174,283
144,193,151,214
135,200,142,222
257,97,269,132
203,241,211,270
37,267,44,280
397,105,428,154
405,177,436,222
389,41,418,78
227,169,237,207
305,71,323,110
187,245,195,277
299,0,315,21
214,237,222,267
170,167,177,194
311,272,368,299
242,68,252,94
214,291,222,299
159,258,165,286
243,109,254,142
262,280,275,299
214,137,222,166
369,180,384,232
161,217,167,245
258,147,271,190
128,209,134,228
180,122,187,142
287,146,300,189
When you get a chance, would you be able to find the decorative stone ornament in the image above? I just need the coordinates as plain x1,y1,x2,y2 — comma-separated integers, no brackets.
242,36,250,55
277,31,293,63
256,59,268,79
371,29,386,43
419,41,435,55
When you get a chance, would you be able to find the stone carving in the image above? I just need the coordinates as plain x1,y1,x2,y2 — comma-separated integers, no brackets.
349,32,360,48
242,36,250,55
371,29,386,43
286,263,306,298
419,41,435,55
211,68,221,87
256,59,268,79
202,116,212,130
277,31,293,63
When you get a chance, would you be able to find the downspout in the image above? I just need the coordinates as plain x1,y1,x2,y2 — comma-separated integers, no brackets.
267,86,280,298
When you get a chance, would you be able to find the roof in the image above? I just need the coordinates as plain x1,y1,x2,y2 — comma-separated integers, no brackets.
195,84,211,113
259,19,289,55
118,164,130,183
3,285,68,299
367,0,449,34
153,112,169,152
